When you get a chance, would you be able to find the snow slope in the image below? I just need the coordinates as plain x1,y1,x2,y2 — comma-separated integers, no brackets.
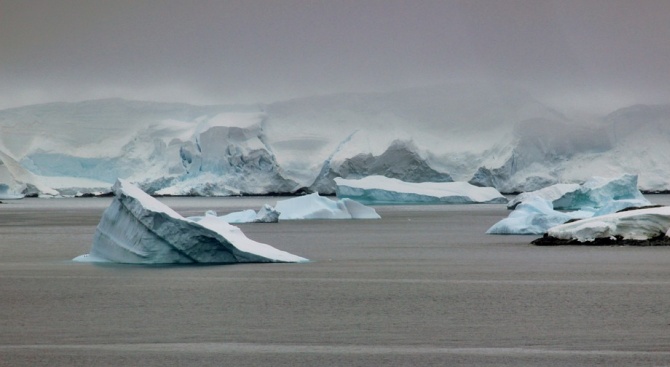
1,84,669,196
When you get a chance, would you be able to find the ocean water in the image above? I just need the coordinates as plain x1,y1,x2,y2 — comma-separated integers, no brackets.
2,196,670,366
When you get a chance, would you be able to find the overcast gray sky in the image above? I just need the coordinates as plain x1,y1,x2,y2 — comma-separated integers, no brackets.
1,0,669,114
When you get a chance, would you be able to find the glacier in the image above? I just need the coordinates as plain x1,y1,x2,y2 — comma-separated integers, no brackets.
534,206,670,245
1,85,670,197
489,175,651,235
73,179,307,264
335,175,507,205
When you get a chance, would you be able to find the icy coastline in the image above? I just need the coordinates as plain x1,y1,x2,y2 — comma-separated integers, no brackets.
2,87,670,197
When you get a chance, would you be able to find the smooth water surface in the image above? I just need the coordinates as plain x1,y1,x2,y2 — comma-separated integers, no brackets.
2,196,670,366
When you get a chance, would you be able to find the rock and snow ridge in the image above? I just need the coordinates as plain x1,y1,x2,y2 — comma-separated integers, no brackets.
1,85,670,197
74,179,307,264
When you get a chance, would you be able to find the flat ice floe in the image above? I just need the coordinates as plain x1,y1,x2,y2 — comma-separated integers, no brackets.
73,179,307,264
532,205,670,245
334,175,507,205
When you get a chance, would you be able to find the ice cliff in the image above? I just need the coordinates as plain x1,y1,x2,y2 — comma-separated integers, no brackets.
1,85,670,196
74,179,307,264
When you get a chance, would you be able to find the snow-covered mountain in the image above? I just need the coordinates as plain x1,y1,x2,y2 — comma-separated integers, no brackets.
0,84,668,196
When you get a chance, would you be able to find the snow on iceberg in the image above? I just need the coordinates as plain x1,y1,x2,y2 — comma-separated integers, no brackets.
334,175,507,205
532,205,670,245
74,179,307,264
486,198,593,235
507,174,650,210
275,193,380,220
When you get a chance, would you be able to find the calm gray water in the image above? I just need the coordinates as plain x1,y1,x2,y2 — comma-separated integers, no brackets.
2,196,670,366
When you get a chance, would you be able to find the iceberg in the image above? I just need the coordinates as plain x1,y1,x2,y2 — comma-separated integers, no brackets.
275,193,380,220
490,175,652,235
74,179,307,264
486,198,593,235
189,205,280,224
507,174,650,210
335,175,507,205
188,194,379,223
533,206,670,245
229,204,280,223
0,183,24,200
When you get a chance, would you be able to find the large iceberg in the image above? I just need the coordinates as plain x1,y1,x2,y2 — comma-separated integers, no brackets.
486,198,593,235
490,174,652,235
74,179,307,264
507,174,650,210
335,175,507,205
533,206,670,245
275,193,380,220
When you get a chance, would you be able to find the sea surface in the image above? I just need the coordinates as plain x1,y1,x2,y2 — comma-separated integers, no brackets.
2,196,670,366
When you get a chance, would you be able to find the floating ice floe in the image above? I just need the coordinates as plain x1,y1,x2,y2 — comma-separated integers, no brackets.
507,174,649,210
334,175,507,205
532,205,670,245
73,179,307,264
